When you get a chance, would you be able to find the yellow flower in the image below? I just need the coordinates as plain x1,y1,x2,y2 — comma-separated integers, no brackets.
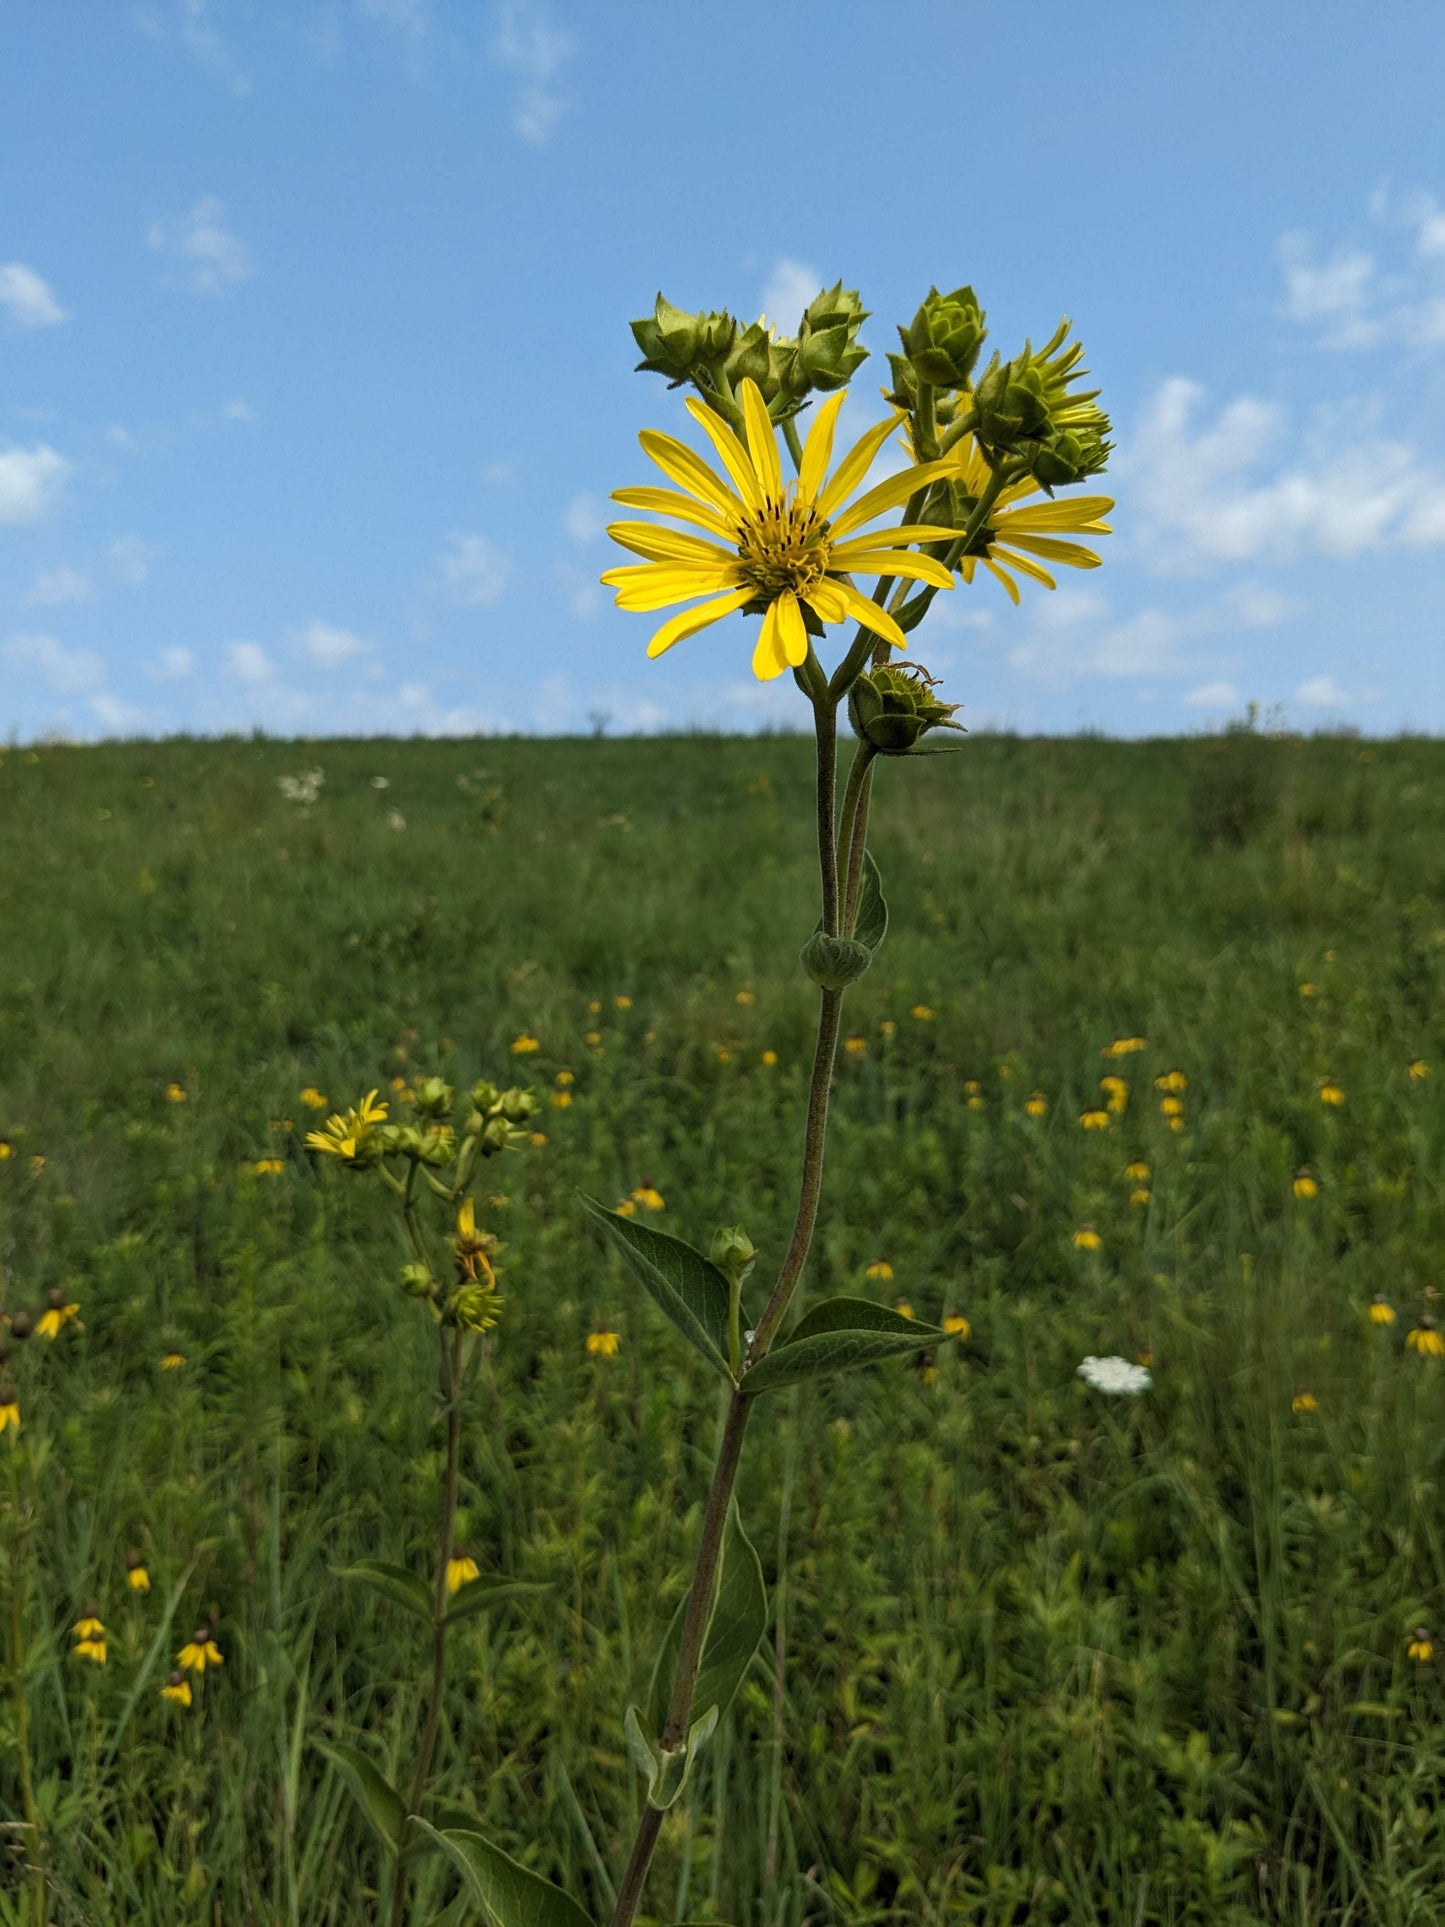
1408,1629,1434,1663
36,1295,80,1339
74,1615,105,1641
716,1047,732,1063
1408,1059,1428,1080
631,1185,665,1212
942,1313,971,1337
1291,1391,1319,1413
584,1030,602,1047
1105,1036,1147,1057
1073,1227,1102,1251
911,1004,934,1021
446,1554,480,1594
178,1632,224,1673
554,1069,575,1087
28,1154,43,1175
159,1350,186,1370
1080,1109,1110,1130
1168,1115,1185,1133
1369,1295,1397,1326
73,1637,107,1664
614,996,632,1011
0,1399,20,1433
1155,1069,1188,1093
300,1087,328,1110
603,377,968,681
0,1140,11,1159
252,1158,284,1176
866,1259,894,1282
844,1034,867,1058
1160,1096,1184,1118
161,1671,193,1707
1406,1321,1445,1356
304,1090,389,1163
165,1082,187,1103
967,1095,985,1112
1025,1092,1048,1117
586,1329,621,1357
510,1033,540,1055
1293,1172,1318,1200
453,1197,498,1284
963,1079,981,1095
614,1198,636,1217
1130,1187,1151,1206
948,412,1113,606
550,1091,572,1109
760,1049,778,1067
1124,1160,1150,1182
528,1130,548,1146
1298,982,1317,999
895,1300,915,1319
127,1555,150,1593
588,999,602,1014
735,990,755,1006
1099,1074,1127,1097
879,1020,897,1038
1319,1078,1344,1107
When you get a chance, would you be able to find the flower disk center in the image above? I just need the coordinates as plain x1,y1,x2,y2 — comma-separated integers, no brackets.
736,494,829,602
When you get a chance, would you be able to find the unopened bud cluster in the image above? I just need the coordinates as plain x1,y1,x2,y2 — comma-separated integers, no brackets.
631,283,869,423
848,664,964,755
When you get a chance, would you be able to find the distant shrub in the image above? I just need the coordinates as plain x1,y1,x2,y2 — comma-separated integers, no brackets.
1188,707,1279,849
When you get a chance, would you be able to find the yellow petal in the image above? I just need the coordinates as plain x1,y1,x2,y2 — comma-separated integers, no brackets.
992,545,1057,590
844,523,965,547
640,429,745,517
1001,532,1103,568
827,456,968,541
1001,496,1114,531
610,486,738,541
606,522,735,565
797,390,848,504
982,557,1021,605
684,397,764,511
751,599,793,680
804,578,849,624
830,580,909,652
827,545,955,589
739,378,783,501
774,590,809,667
612,569,742,612
814,413,905,521
647,587,755,658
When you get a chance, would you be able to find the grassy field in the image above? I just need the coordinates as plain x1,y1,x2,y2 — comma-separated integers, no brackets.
2,727,1444,1926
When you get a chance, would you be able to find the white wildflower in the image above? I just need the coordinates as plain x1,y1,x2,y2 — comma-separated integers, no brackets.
277,768,325,806
386,809,407,832
1077,1354,1152,1396
371,776,390,790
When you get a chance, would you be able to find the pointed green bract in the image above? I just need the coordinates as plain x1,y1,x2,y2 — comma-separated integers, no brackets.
852,848,888,951
578,1192,736,1379
743,1296,944,1396
646,1498,767,1742
416,1821,594,1927
335,1560,432,1623
314,1740,406,1858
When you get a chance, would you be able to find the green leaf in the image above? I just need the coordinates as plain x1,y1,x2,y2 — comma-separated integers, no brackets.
905,732,969,754
743,1296,942,1397
852,848,888,952
415,1820,593,1927
445,1579,549,1627
799,930,872,990
578,1193,734,1380
314,1740,406,1858
335,1560,432,1623
646,1499,767,1743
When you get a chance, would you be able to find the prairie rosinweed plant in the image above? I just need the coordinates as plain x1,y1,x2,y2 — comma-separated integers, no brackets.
306,1071,543,1925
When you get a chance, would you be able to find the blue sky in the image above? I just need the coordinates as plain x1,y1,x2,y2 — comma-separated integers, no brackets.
4,0,1445,741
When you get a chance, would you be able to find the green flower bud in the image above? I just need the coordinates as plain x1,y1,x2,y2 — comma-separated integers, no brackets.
709,1224,757,1282
972,320,1112,482
379,1124,424,1159
848,664,964,755
800,931,873,991
448,1282,501,1334
794,282,869,394
498,1087,538,1124
898,286,985,389
412,1076,453,1119
884,352,917,411
696,309,738,362
468,1079,500,1114
726,320,775,394
399,1262,435,1300
630,294,702,381
417,1125,457,1168
480,1117,512,1155
972,353,1052,454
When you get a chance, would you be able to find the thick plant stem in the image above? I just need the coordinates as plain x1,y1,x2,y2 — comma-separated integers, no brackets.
388,1324,464,1927
812,697,840,936
835,743,877,936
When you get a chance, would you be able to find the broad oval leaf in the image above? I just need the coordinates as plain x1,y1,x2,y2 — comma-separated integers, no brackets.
743,1296,942,1397
335,1560,432,1622
414,1820,594,1927
445,1579,549,1628
578,1193,734,1379
852,848,888,952
314,1739,405,1858
646,1498,767,1744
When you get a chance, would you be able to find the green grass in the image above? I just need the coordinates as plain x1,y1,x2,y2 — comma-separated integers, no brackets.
1,728,1444,1925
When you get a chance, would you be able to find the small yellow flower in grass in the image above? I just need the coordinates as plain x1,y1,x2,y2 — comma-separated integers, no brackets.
1408,1059,1428,1081
964,1079,981,1095
996,1063,1014,1080
1298,982,1317,999
550,1091,572,1109
1080,1109,1110,1130
586,1328,621,1357
716,1046,731,1064
178,1629,223,1673
1073,1226,1103,1252
305,1089,389,1163
510,1033,540,1055
1293,1171,1318,1199
300,1087,328,1111
74,1613,104,1640
159,1349,186,1370
942,1313,971,1338
1125,1160,1150,1182
161,1670,192,1707
967,1094,986,1112
584,1031,602,1047
844,1035,867,1058
1160,1096,1184,1118
588,999,602,1015
917,1355,939,1387
74,1636,107,1664
1025,1091,1048,1118
1106,1037,1147,1057
866,1259,893,1282
761,1049,778,1067
0,1394,21,1434
911,1005,934,1022
631,1184,665,1212
1407,1317,1445,1356
1155,1069,1188,1093
1369,1295,1397,1326
390,1075,408,1093
1319,1078,1345,1107
895,1300,915,1320
73,1611,107,1663
28,1154,43,1175
735,990,755,1006
165,1082,187,1103
1168,1115,1185,1133
1131,1188,1151,1207
1100,1074,1128,1100
614,996,632,1011
528,1130,548,1146
0,1140,10,1159
252,1158,284,1176
1408,1628,1434,1663
127,1552,150,1593
1291,1391,1319,1414
879,1019,897,1038
446,1552,480,1594
37,1289,80,1339
555,1069,575,1088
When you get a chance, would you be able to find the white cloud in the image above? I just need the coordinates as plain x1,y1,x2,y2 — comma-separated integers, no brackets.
109,535,158,585
436,532,510,606
0,263,68,329
1279,189,1445,353
1125,375,1445,572
300,620,375,668
89,692,148,734
1294,673,1377,709
759,259,821,332
2,632,106,694
0,442,69,524
225,641,274,684
23,565,92,607
490,0,574,145
148,197,253,295
1182,680,1241,710
1276,233,1380,349
133,1,251,97
221,396,252,422
1217,582,1301,628
563,492,606,543
150,645,194,680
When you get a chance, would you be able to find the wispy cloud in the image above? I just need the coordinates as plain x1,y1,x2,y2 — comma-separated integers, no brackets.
1294,672,1377,709
132,1,252,98
23,565,92,607
298,619,376,668
149,645,194,680
2,632,106,695
563,492,606,543
435,532,510,606
225,640,274,684
759,259,821,331
0,443,69,524
109,536,159,585
490,1,574,146
1182,680,1241,710
1277,185,1445,353
148,196,253,295
0,263,69,329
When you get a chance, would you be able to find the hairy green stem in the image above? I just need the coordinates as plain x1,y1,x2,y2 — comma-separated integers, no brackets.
835,742,877,937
